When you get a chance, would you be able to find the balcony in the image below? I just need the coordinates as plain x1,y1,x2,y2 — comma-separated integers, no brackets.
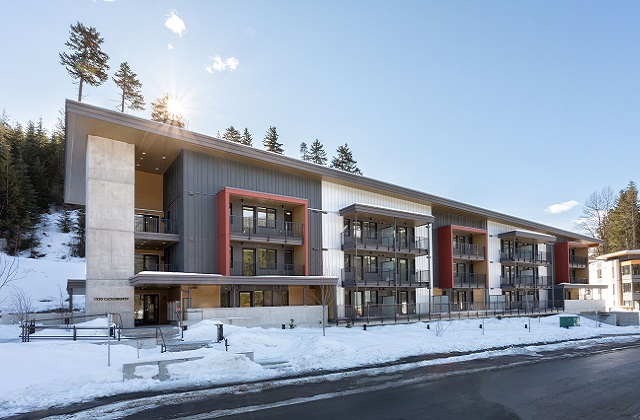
230,215,304,245
569,255,588,268
134,214,180,250
500,250,552,265
342,234,429,256
230,261,306,276
500,275,552,288
453,243,485,260
453,273,487,288
342,267,430,288
569,277,589,284
134,263,176,275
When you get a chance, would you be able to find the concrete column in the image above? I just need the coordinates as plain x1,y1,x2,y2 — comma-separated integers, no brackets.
85,135,135,327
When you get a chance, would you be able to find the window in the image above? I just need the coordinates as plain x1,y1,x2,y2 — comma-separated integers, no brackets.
634,283,640,293
230,246,233,269
242,249,256,276
258,249,277,269
284,250,293,273
364,221,377,239
254,291,264,307
344,254,351,271
622,265,630,276
281,291,289,306
257,207,276,228
243,206,255,233
364,255,378,273
623,283,631,293
343,219,351,237
597,269,602,279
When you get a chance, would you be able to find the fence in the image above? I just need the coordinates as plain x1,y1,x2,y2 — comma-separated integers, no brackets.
336,301,566,325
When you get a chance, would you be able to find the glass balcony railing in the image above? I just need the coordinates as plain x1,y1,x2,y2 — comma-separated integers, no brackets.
341,267,430,287
500,250,552,264
453,243,485,259
500,275,552,288
134,214,177,235
134,263,176,275
569,255,588,266
229,261,305,276
230,215,304,241
453,273,487,288
341,234,429,255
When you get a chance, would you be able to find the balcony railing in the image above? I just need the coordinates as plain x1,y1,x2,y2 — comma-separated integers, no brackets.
569,277,589,284
453,243,485,260
500,275,552,288
500,250,552,264
134,215,178,235
453,273,487,288
134,263,176,275
342,267,430,287
569,255,588,267
230,261,305,276
230,215,304,242
342,234,429,255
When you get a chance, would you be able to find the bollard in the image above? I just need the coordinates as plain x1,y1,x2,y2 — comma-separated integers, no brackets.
479,324,482,329
363,324,367,331
224,338,229,352
282,324,286,330
216,323,224,342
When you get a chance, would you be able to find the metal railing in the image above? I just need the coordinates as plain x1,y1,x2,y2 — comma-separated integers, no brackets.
337,300,566,324
342,267,430,287
569,277,589,284
230,215,304,241
134,214,178,235
500,275,552,288
569,255,588,266
342,233,429,254
230,261,306,276
500,250,552,264
453,273,487,288
453,243,486,259
134,263,176,274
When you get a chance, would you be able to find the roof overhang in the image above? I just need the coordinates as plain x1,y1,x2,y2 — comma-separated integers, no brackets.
556,283,608,289
129,271,338,287
596,250,640,261
498,230,557,243
339,203,434,227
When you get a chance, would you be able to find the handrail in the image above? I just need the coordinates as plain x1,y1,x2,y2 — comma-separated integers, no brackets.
156,327,167,353
230,215,304,240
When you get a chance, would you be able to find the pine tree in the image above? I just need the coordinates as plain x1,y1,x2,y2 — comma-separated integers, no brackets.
241,128,253,146
263,126,284,154
71,207,86,258
308,139,328,166
607,181,640,252
151,93,185,128
113,62,145,113
222,126,242,143
299,142,309,160
59,22,110,102
57,205,73,233
331,143,362,175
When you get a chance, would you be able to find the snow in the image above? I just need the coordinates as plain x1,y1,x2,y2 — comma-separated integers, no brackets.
0,212,86,315
1,212,639,416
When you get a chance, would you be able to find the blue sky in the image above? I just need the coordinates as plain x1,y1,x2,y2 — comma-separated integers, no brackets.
1,1,639,233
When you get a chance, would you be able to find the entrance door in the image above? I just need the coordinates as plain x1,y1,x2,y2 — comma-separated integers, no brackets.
134,294,160,325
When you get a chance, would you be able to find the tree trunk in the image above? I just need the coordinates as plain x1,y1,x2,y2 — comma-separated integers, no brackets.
77,78,84,102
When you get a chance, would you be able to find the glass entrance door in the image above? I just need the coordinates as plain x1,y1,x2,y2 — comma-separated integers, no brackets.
134,294,159,325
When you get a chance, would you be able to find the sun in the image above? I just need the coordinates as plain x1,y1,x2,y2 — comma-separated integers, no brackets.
166,97,184,117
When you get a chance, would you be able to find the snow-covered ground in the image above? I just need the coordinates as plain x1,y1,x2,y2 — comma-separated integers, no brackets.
0,212,86,315
0,315,639,416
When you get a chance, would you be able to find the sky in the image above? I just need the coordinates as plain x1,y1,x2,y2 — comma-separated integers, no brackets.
1,1,639,233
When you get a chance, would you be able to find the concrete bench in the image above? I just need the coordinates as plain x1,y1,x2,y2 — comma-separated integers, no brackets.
123,357,203,381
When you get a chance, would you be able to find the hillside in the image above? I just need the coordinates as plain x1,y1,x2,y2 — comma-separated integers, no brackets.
0,212,86,317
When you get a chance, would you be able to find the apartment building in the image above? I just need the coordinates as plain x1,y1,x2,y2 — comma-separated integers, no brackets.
64,100,601,327
589,250,640,310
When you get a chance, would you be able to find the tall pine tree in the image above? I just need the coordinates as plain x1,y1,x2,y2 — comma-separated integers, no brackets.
263,126,284,154
299,142,309,160
307,139,328,166
222,126,242,143
59,22,110,102
113,62,145,113
151,93,185,128
241,128,253,146
331,143,362,175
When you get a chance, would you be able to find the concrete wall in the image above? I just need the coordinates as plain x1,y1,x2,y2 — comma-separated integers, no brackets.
564,299,606,313
85,135,135,326
183,305,326,328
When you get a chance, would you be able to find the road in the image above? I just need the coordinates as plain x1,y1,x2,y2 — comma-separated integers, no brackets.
15,338,640,420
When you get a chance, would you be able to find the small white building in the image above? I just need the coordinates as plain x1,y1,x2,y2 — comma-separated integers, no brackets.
589,250,640,310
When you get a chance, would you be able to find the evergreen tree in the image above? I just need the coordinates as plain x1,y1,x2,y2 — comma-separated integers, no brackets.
331,143,362,175
71,207,86,258
263,126,284,154
57,205,73,233
607,181,640,252
241,128,253,146
151,93,185,128
299,142,309,160
308,139,328,166
222,125,242,143
59,22,110,102
113,62,145,113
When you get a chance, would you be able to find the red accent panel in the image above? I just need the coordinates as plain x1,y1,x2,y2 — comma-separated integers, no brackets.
304,203,309,276
216,189,230,276
437,226,454,289
554,242,569,284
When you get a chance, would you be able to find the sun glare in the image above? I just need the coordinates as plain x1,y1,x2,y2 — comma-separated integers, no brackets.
167,97,184,116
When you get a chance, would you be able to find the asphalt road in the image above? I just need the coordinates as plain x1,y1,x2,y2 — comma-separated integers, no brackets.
13,338,640,420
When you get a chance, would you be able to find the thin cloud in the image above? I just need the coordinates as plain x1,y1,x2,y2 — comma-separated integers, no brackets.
165,10,186,37
168,43,174,50
545,200,579,214
205,56,239,73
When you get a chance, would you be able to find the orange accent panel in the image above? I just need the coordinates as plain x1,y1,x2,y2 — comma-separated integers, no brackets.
437,226,454,289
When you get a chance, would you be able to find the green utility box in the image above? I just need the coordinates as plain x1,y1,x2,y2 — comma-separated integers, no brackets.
560,316,580,328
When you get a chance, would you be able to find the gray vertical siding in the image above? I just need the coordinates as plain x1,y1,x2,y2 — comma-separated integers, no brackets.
165,150,322,274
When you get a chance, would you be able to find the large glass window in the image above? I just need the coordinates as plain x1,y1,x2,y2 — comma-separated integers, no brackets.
258,249,277,269
633,283,640,293
243,206,255,233
364,255,378,273
623,283,632,293
257,206,276,228
343,219,351,237
364,221,377,239
242,249,256,276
